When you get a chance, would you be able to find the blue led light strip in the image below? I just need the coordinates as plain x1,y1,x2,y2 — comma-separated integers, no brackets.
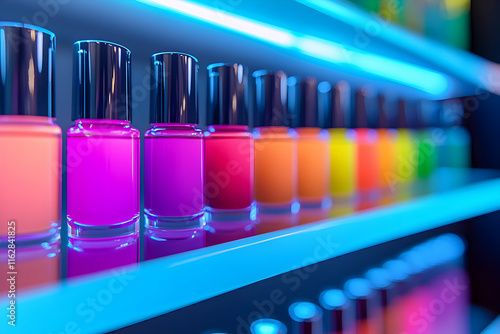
296,0,500,95
136,0,450,96
3,172,500,333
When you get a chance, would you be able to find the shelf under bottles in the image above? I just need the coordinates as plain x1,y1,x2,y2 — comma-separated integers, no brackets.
2,168,500,333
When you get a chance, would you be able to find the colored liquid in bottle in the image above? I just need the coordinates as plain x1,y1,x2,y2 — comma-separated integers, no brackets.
144,124,205,260
0,115,61,238
330,128,357,198
254,127,297,208
417,129,438,179
296,128,330,205
67,120,140,277
204,125,254,213
355,128,380,195
145,124,204,224
378,129,398,191
438,127,470,168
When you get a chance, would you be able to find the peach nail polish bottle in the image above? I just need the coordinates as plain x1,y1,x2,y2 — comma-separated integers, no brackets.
288,77,330,208
0,23,61,241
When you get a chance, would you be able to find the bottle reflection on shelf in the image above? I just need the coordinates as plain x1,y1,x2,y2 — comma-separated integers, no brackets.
255,204,299,235
298,203,330,225
144,227,205,259
0,239,60,294
329,196,356,218
205,219,256,246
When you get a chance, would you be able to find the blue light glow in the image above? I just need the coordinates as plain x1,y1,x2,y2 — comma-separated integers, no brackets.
431,234,466,265
250,319,287,334
365,268,392,289
296,0,499,94
137,0,295,46
383,259,411,282
289,302,319,321
399,249,428,275
482,315,500,334
319,289,347,309
136,0,450,95
344,278,372,298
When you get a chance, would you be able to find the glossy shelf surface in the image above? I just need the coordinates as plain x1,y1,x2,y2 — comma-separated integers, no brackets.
3,168,500,333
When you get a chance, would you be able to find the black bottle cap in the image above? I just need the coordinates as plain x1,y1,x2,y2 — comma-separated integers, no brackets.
207,63,249,126
288,76,319,127
440,98,464,127
377,94,396,129
72,40,131,121
421,100,443,127
397,99,408,128
253,70,292,127
397,99,419,129
318,80,350,128
354,88,377,128
150,52,198,124
0,22,56,117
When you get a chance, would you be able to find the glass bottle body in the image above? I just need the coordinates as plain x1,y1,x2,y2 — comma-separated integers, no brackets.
144,123,205,259
296,127,330,206
67,119,140,276
254,126,297,210
204,125,254,216
0,115,61,240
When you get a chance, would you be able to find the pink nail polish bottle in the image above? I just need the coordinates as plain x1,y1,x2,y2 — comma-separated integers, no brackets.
204,63,255,243
205,63,254,219
67,41,139,277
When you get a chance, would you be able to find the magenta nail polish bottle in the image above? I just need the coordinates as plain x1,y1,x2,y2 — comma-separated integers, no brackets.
67,41,139,277
205,63,254,223
144,52,205,260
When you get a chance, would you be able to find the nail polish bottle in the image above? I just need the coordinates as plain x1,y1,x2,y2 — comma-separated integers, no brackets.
438,99,470,168
67,41,139,277
318,81,356,206
144,53,204,260
395,99,418,189
354,88,380,197
415,101,438,179
0,240,60,294
288,77,330,207
0,23,61,241
376,95,398,194
253,70,298,213
205,63,254,220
